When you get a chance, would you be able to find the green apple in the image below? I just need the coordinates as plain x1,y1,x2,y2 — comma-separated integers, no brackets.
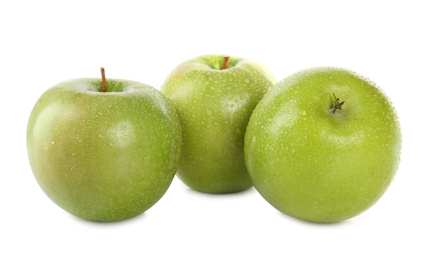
27,69,182,222
244,67,402,223
161,55,276,193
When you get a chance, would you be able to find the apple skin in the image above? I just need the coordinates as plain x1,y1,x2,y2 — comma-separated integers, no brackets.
161,55,276,193
27,79,182,222
244,67,402,223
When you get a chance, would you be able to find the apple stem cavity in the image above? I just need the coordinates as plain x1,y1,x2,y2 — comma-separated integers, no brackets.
101,67,107,93
222,56,230,70
331,93,345,114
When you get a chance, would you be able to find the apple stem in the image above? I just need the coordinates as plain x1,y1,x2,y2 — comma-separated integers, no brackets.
331,93,345,114
101,67,107,93
222,56,230,70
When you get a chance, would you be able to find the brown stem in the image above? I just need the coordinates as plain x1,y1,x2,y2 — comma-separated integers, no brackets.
222,56,230,70
101,67,107,92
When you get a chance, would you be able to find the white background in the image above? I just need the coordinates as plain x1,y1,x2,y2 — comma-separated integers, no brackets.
1,0,430,259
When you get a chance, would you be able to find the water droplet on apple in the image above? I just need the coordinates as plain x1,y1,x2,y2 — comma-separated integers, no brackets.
51,141,55,145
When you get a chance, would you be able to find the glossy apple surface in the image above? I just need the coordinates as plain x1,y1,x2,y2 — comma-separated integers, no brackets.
161,55,276,193
245,67,402,223
27,78,182,222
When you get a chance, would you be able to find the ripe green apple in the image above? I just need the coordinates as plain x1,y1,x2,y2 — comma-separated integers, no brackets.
27,70,182,222
161,55,276,193
244,67,402,223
